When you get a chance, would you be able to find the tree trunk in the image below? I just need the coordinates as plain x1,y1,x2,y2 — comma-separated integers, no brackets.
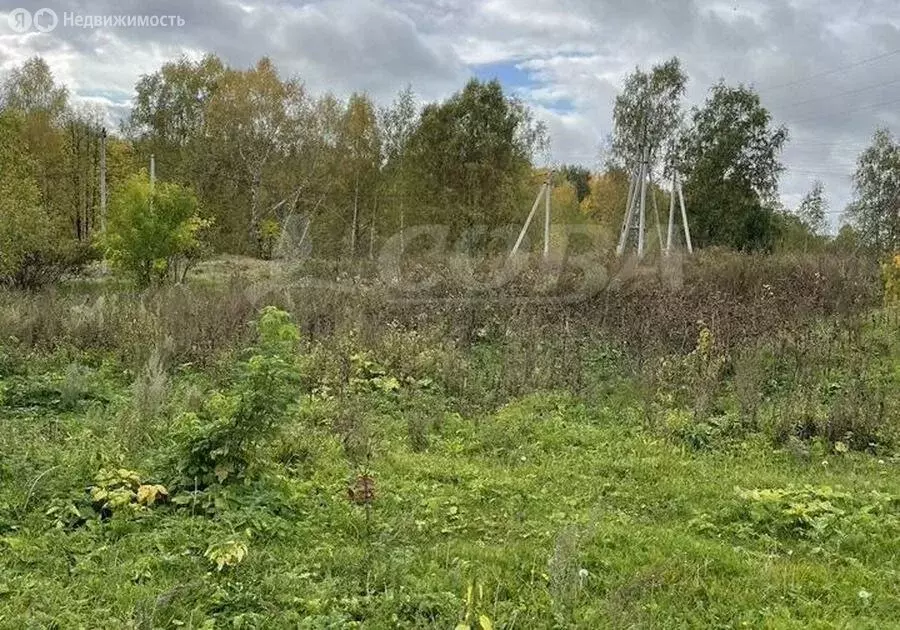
369,195,377,260
248,168,263,256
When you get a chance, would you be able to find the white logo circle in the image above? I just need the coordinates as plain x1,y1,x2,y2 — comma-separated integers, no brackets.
7,8,32,33
33,7,57,32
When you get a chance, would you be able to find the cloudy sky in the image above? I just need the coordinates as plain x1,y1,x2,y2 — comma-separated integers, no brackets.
2,0,900,230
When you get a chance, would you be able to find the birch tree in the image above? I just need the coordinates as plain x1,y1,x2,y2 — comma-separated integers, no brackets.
204,58,309,255
847,129,900,252
612,58,687,172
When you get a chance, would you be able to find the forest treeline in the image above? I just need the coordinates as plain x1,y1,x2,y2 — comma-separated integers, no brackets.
1,55,898,287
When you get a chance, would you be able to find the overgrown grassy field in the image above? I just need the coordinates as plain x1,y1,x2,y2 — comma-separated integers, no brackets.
1,253,898,628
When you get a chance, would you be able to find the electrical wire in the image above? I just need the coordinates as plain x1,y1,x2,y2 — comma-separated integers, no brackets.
786,95,900,126
771,76,900,111
758,47,900,92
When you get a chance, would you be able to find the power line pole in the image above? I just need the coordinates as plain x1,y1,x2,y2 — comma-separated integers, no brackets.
676,175,693,254
510,170,554,258
618,145,657,259
543,171,552,258
99,127,107,233
664,148,693,256
617,164,640,256
666,170,676,253
619,137,693,258
650,172,664,250
637,145,648,258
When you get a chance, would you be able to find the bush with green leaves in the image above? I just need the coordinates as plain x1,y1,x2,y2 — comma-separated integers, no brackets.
102,173,210,286
0,110,80,288
0,171,46,283
174,307,301,486
693,485,900,548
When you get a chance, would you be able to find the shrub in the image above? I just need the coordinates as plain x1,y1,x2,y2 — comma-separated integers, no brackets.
174,307,301,486
0,111,80,288
651,321,727,420
102,173,211,287
710,485,900,544
6,241,97,289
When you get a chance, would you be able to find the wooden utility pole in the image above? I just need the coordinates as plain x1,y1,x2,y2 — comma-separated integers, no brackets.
99,127,107,232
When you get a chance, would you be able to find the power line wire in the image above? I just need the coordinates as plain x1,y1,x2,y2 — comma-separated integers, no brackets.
772,75,900,110
787,94,900,125
785,140,870,146
784,172,854,179
758,47,900,92
784,165,854,171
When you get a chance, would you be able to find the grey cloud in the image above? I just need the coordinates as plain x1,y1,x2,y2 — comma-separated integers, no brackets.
273,0,466,99
432,0,899,227
5,0,466,100
4,0,900,228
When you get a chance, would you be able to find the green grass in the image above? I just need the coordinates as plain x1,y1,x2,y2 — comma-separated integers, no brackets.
0,312,898,628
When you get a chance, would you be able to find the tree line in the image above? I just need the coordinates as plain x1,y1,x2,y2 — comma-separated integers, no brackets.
1,54,897,287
